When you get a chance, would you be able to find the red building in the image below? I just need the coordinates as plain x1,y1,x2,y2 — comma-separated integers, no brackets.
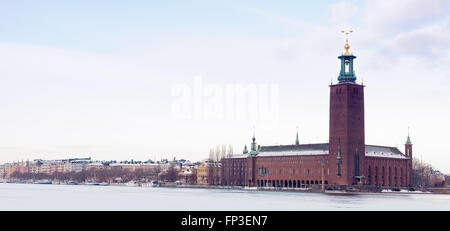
221,36,412,190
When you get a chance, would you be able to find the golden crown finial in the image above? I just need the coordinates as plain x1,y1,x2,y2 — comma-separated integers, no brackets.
341,30,353,55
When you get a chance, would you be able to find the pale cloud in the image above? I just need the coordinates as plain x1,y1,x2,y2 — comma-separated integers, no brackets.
381,23,450,61
337,0,450,68
330,0,358,23
363,0,450,34
225,2,315,33
243,7,313,31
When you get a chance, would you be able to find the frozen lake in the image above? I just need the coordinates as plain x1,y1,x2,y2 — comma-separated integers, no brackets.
0,183,449,211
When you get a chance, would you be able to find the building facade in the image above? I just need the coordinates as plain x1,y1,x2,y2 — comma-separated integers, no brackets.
221,38,412,189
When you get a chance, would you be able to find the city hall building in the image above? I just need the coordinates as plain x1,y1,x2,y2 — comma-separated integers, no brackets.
221,37,413,189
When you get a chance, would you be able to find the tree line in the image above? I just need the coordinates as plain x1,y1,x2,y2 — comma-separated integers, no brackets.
9,167,161,183
412,159,446,188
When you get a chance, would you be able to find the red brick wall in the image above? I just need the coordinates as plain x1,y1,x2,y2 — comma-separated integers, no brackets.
254,155,328,187
328,83,365,186
221,158,247,186
365,157,410,187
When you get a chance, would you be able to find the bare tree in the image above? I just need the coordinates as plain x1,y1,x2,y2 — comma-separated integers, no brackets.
227,144,233,158
215,145,220,162
412,158,445,188
209,148,214,162
221,144,227,160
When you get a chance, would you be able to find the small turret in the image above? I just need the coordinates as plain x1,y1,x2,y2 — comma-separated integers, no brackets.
405,129,413,187
243,145,248,154
251,135,256,152
248,127,260,156
251,127,257,152
405,131,413,157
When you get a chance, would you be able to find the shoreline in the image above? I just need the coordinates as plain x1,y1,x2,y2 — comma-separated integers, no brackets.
2,181,444,195
156,184,440,195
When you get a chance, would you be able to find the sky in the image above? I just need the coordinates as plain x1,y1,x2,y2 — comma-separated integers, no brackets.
0,0,449,173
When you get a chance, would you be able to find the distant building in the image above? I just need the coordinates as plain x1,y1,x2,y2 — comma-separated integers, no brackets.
0,164,6,179
86,162,107,171
196,162,209,185
208,161,222,185
178,169,196,184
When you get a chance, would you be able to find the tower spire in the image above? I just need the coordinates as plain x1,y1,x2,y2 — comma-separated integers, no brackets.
248,125,259,156
251,125,256,151
341,30,353,55
405,127,413,159
406,127,412,145
338,30,357,83
295,125,300,145
253,125,255,140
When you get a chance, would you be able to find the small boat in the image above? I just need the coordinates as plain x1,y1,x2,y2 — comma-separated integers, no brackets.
37,180,52,184
125,181,138,187
152,181,160,187
140,182,153,187
85,182,100,186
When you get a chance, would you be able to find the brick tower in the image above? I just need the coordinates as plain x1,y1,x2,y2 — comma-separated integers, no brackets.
328,31,365,186
405,132,413,187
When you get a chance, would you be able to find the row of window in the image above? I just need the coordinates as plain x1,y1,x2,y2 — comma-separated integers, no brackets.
256,167,330,178
256,179,328,188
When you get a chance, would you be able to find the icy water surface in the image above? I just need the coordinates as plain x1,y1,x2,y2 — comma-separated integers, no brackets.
0,183,449,210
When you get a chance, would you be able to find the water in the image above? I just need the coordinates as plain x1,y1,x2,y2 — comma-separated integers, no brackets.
0,183,449,211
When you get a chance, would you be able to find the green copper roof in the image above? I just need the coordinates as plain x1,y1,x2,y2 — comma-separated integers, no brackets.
338,55,357,83
248,150,259,156
406,134,412,145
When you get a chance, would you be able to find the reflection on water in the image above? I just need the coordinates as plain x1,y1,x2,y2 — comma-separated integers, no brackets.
0,183,449,211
